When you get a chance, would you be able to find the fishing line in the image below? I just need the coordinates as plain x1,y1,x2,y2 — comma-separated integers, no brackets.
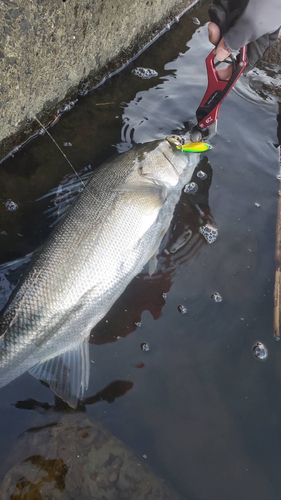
34,116,87,189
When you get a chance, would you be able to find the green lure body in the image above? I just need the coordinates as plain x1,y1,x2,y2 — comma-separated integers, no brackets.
176,142,212,153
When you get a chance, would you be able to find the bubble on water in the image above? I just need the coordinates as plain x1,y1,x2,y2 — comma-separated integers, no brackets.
254,202,261,208
135,321,141,328
143,454,147,459
211,292,222,303
58,100,77,113
253,342,268,360
184,182,198,194
178,305,187,314
197,170,207,180
132,67,158,79
141,342,149,352
5,199,18,211
199,224,218,244
192,17,200,25
63,142,72,147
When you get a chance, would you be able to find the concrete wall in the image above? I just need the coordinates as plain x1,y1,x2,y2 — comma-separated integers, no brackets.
0,0,196,160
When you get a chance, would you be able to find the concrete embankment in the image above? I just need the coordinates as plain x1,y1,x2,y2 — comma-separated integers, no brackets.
0,0,197,161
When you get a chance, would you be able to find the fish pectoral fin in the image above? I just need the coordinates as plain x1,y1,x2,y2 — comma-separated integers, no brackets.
115,180,167,210
148,253,158,276
148,228,167,276
29,338,90,409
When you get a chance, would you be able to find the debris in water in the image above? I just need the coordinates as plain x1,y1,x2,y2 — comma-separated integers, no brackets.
132,67,158,79
178,305,187,314
252,342,268,360
5,200,18,211
95,102,115,106
140,343,150,352
192,17,200,25
50,115,60,127
135,321,141,328
195,204,205,217
0,231,8,236
199,224,218,244
254,202,261,208
278,174,281,181
197,170,207,180
184,182,198,194
38,128,45,136
143,454,147,459
162,293,167,299
211,292,222,303
135,362,145,369
63,142,72,147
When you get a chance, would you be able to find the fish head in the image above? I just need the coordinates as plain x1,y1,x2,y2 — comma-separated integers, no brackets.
161,135,201,184
137,136,200,188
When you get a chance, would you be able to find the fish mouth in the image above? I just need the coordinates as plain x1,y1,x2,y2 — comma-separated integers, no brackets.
166,135,190,148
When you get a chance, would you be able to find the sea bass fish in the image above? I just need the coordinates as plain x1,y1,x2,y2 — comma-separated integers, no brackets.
0,136,200,407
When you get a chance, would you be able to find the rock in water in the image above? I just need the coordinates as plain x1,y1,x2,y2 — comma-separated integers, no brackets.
0,414,185,500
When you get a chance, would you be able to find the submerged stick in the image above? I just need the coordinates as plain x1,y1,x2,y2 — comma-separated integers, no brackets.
274,150,281,340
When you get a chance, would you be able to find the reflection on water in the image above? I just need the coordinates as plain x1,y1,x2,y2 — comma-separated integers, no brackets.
0,0,281,498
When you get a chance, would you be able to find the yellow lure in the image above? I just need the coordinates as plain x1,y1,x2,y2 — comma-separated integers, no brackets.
176,142,212,153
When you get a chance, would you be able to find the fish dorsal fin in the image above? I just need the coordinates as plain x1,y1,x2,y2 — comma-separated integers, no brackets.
29,339,90,409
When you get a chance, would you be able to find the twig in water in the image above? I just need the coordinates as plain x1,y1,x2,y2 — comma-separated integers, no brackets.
274,149,281,340
95,102,114,106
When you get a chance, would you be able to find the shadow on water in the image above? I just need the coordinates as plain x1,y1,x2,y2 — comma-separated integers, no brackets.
1,0,281,498
14,380,134,415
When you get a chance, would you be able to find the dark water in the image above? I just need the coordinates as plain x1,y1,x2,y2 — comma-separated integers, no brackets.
0,1,281,499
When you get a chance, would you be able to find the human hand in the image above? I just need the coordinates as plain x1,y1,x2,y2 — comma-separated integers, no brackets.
208,22,231,61
208,0,280,71
208,21,233,80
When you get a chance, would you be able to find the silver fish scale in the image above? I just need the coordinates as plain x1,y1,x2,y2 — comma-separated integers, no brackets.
0,139,199,388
